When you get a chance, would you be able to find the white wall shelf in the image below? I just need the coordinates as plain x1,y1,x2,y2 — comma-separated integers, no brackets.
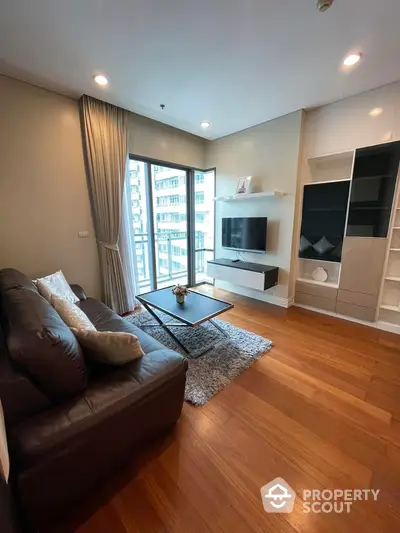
307,150,355,165
213,190,286,202
296,277,339,289
380,304,400,313
304,179,351,187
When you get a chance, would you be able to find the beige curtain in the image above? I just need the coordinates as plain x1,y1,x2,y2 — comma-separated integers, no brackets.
79,95,130,314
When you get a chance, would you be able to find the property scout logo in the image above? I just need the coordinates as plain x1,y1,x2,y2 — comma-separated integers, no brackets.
260,477,380,514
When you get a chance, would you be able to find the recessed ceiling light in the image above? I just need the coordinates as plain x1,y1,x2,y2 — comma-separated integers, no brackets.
94,75,109,86
369,107,383,117
343,53,362,67
201,121,211,128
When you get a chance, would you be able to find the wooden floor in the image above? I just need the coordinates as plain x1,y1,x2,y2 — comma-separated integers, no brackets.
58,286,400,533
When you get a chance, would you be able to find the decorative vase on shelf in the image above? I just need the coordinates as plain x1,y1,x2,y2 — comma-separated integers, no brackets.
172,284,188,305
312,266,328,283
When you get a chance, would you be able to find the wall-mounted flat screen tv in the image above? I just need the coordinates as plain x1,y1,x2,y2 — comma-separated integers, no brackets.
222,217,267,253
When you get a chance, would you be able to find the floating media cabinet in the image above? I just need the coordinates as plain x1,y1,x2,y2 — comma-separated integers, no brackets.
207,258,279,292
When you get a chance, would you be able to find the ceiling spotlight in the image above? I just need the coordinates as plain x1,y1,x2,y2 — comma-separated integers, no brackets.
369,107,383,117
94,75,109,86
201,121,211,128
343,53,362,67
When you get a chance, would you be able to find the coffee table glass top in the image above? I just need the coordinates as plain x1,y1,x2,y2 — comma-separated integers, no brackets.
137,287,233,326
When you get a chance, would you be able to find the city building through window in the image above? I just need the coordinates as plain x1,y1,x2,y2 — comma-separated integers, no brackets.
128,160,215,292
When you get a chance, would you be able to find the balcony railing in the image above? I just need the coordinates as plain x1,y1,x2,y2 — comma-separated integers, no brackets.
134,232,210,290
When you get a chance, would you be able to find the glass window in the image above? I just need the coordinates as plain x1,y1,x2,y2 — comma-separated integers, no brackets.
128,160,214,291
128,159,151,293
195,171,215,283
152,165,188,288
195,192,204,204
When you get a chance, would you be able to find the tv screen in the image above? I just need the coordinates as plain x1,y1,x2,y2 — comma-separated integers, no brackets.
222,217,267,253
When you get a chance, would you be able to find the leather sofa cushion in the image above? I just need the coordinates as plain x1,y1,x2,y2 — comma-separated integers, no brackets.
0,269,36,293
77,298,165,354
10,348,187,469
1,282,87,403
0,332,51,426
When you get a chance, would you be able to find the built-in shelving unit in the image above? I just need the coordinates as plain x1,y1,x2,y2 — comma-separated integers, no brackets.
381,304,400,313
297,258,341,287
296,277,339,289
306,150,354,184
297,141,400,332
378,173,400,330
213,190,286,202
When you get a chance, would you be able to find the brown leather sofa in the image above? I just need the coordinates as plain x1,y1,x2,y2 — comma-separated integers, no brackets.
0,476,21,533
0,268,187,530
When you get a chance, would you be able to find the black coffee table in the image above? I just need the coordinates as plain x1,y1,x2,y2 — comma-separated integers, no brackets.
136,286,234,356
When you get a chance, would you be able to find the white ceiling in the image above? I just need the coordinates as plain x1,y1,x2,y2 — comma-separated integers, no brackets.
1,0,400,140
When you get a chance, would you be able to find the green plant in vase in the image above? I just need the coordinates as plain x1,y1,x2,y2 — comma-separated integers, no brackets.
172,284,189,304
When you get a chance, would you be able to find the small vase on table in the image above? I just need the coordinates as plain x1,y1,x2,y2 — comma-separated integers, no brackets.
172,284,189,305
176,293,185,304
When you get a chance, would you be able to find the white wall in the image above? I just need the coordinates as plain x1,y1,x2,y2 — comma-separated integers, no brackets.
206,111,304,305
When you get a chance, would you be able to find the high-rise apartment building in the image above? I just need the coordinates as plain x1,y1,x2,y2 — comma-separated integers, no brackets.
128,160,214,292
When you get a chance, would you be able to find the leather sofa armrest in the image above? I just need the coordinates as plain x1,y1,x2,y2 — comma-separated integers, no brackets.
0,476,21,533
70,284,87,301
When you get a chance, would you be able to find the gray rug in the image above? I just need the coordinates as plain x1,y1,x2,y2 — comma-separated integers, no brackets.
125,309,272,406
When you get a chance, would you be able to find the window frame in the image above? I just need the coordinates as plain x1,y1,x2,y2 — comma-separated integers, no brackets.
129,154,216,287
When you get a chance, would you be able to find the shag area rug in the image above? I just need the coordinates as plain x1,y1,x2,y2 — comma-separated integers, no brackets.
126,309,272,406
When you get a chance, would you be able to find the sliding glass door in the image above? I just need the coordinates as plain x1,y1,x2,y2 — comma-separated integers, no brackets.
128,157,214,293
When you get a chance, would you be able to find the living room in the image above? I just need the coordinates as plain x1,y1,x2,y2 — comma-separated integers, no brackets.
1,1,400,532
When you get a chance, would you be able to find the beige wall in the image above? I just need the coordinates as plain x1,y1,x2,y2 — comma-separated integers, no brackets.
0,75,102,297
4,72,398,310
0,75,207,300
128,113,207,169
205,111,304,305
303,80,400,157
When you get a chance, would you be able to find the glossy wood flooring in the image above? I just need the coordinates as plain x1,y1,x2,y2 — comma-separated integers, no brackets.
59,286,400,533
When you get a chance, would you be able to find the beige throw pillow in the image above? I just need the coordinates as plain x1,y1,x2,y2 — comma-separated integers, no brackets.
71,329,144,365
37,270,79,304
0,401,9,483
51,296,95,331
